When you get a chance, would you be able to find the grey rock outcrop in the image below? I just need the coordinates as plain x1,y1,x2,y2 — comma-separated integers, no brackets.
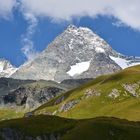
84,88,101,98
108,89,120,99
59,100,80,112
0,85,64,110
122,83,140,97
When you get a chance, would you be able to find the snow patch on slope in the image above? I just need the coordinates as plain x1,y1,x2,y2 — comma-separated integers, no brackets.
0,66,3,73
67,61,91,77
110,56,140,69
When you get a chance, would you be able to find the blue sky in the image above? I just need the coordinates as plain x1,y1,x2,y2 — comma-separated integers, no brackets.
0,0,140,67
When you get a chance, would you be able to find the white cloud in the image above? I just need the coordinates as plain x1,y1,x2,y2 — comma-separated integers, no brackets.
109,0,140,30
112,21,125,28
0,0,140,63
20,0,140,30
21,40,39,61
21,13,39,61
0,0,140,30
0,0,16,18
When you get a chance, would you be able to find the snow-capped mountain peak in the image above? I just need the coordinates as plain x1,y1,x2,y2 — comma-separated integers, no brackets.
65,25,116,55
11,25,140,82
0,59,17,78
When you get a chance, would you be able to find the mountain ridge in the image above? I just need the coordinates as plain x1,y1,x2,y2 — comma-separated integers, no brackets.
11,25,140,82
0,25,140,82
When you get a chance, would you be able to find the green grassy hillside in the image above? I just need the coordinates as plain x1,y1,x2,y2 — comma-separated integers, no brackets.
0,66,140,139
0,115,140,140
33,65,140,121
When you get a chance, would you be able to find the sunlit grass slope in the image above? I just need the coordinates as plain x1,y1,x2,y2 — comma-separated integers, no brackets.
34,65,140,121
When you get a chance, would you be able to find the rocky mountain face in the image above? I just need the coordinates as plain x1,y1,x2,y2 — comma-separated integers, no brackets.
0,59,17,78
11,25,140,82
0,78,69,111
0,78,35,96
1,85,63,110
0,77,92,114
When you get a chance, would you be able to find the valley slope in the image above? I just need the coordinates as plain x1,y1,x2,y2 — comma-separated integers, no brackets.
0,25,140,140
0,65,140,140
33,65,140,121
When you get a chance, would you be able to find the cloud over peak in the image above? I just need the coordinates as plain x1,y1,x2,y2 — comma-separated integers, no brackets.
0,0,140,30
0,0,16,18
20,0,140,30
